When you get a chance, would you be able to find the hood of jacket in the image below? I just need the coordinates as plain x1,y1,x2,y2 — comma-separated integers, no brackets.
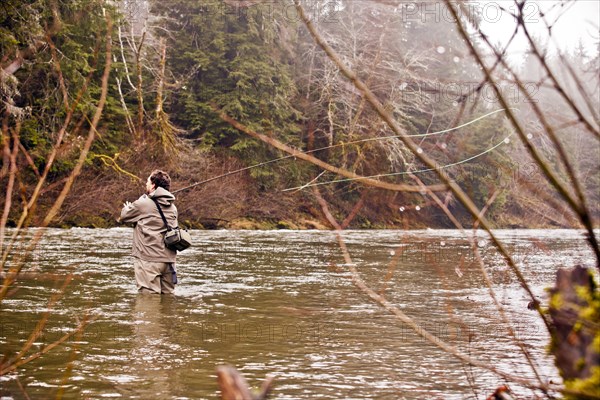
149,187,175,206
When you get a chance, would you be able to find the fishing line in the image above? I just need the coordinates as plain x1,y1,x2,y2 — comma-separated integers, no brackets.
281,133,514,192
172,158,284,194
172,108,511,194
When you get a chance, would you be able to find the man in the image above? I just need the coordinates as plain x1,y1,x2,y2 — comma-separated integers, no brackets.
120,170,178,294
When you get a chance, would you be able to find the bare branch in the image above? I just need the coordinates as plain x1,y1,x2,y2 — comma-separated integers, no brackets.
117,24,137,91
292,0,551,333
444,1,600,269
0,121,20,253
214,106,446,193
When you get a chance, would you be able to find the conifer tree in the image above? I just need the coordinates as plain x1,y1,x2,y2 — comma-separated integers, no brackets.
148,0,301,161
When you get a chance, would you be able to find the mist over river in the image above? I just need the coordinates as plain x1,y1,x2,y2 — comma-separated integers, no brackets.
1,228,597,399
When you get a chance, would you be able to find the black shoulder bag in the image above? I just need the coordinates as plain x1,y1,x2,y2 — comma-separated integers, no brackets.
152,199,192,251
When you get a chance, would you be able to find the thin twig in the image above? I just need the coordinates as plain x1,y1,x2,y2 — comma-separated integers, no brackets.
214,107,447,193
0,121,20,256
293,1,549,332
0,15,113,300
409,174,546,390
312,184,551,392
0,315,91,376
445,0,600,270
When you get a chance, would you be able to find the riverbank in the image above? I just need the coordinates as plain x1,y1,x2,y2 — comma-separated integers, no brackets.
2,144,593,231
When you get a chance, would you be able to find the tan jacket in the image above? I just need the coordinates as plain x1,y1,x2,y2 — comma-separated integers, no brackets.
120,187,178,262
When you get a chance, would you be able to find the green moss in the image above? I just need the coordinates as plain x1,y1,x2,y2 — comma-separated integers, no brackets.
564,366,600,399
359,219,373,229
552,268,600,399
62,213,113,229
227,217,277,230
575,357,586,372
182,219,204,230
549,292,564,310
276,220,298,230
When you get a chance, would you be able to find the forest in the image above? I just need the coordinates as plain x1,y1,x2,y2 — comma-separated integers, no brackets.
1,0,597,230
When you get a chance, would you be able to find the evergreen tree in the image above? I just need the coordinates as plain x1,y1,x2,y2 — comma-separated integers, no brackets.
1,0,120,178
148,0,301,160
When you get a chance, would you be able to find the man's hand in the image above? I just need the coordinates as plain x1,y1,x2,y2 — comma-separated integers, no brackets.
118,200,136,223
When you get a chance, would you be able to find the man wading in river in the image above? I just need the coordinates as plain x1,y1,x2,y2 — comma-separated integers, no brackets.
120,170,178,294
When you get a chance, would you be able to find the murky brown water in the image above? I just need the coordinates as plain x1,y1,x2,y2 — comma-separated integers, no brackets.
1,229,597,399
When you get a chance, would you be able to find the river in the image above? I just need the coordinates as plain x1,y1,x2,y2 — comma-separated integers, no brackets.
0,228,597,399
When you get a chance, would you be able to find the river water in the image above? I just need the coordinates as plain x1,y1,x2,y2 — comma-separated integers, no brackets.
0,228,597,399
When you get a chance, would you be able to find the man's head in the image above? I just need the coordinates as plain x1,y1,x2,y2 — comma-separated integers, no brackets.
146,170,171,193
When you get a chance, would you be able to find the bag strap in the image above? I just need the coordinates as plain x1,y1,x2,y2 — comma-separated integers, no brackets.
151,198,172,231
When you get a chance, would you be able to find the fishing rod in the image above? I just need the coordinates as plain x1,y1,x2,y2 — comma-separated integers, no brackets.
172,108,510,194
172,157,287,194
